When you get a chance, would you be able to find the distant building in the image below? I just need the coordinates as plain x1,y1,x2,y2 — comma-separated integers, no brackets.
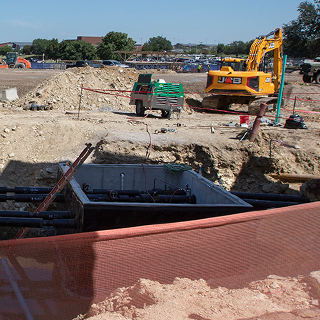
0,42,13,48
174,43,217,50
77,36,103,46
134,44,143,51
0,42,31,51
12,42,32,51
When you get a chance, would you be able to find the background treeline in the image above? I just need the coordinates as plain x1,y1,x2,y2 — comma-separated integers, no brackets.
0,1,318,60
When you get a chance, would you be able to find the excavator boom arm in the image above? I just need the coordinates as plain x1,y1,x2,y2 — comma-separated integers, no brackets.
246,28,283,91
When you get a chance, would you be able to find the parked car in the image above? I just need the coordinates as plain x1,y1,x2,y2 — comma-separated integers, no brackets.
101,60,129,68
76,60,94,67
66,60,94,68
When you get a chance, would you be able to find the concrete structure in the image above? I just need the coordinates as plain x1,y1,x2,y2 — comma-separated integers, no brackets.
59,163,251,232
1,88,19,102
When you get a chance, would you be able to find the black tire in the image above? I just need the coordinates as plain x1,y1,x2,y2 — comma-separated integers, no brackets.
302,74,312,83
161,109,172,119
136,101,145,116
315,73,320,84
15,63,26,69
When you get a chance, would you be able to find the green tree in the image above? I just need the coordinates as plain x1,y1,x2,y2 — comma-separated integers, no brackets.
32,38,50,55
97,31,135,60
73,41,97,60
58,40,81,60
45,39,59,60
21,45,32,55
283,1,320,58
227,41,246,56
57,40,97,60
142,36,173,52
216,43,225,54
0,46,14,56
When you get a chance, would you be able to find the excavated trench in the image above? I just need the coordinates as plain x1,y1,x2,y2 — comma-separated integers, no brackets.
0,130,318,239
93,132,320,195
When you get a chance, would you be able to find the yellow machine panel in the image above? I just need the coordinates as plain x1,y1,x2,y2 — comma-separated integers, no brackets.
206,66,275,96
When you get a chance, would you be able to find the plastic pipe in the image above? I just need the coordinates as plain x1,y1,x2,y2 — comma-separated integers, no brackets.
0,187,54,194
276,54,287,123
0,194,64,202
0,217,76,228
241,198,303,208
231,192,310,203
249,103,268,142
0,211,72,219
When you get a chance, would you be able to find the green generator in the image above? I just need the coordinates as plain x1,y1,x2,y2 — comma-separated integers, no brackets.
130,74,184,118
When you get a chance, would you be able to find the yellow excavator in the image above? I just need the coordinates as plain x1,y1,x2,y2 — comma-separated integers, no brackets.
203,28,283,111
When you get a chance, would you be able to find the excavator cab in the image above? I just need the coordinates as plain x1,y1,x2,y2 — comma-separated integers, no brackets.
6,52,18,67
5,52,31,69
221,58,247,71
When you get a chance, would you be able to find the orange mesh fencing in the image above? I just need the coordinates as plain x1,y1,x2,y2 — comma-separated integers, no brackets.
0,202,320,319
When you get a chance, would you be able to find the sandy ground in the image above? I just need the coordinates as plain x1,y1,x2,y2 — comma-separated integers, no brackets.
0,67,320,319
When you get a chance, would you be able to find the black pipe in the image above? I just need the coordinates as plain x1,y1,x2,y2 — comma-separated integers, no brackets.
90,189,141,196
0,211,72,219
0,194,65,202
88,189,187,196
231,192,310,203
0,217,76,228
241,198,304,209
13,187,53,194
88,193,196,204
0,187,54,194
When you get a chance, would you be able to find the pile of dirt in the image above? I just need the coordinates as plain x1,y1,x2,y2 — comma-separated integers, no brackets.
9,66,140,112
74,274,320,320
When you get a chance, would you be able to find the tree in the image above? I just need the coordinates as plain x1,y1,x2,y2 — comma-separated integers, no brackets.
58,40,81,60
21,45,32,55
97,31,135,60
72,41,97,60
0,46,14,56
216,44,225,54
142,36,173,52
226,41,246,56
283,1,320,58
32,39,50,55
45,39,59,60
57,40,97,60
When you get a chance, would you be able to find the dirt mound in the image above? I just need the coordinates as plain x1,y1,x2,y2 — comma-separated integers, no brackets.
74,275,317,320
10,67,140,112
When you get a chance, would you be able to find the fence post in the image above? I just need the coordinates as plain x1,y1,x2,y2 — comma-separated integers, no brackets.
276,55,287,123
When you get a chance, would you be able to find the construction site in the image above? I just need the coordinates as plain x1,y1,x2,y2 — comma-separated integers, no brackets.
0,50,319,319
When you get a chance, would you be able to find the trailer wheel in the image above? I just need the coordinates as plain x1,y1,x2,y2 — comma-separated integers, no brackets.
302,74,312,83
315,73,320,84
136,101,145,116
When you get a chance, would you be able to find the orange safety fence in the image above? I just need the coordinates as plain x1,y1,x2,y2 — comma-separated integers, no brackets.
0,202,320,319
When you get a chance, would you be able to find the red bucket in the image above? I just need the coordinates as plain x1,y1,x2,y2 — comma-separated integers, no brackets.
240,115,249,125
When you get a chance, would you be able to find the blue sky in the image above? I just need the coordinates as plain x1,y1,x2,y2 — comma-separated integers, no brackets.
1,0,304,45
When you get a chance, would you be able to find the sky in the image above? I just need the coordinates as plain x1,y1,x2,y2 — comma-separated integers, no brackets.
1,0,305,46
